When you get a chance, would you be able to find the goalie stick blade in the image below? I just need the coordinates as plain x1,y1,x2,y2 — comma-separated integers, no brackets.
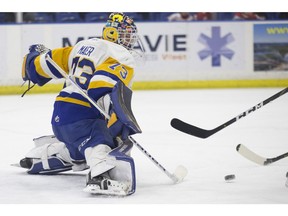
236,144,266,165
170,118,213,138
173,165,188,183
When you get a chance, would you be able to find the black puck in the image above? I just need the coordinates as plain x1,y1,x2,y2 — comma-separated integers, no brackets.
225,174,235,181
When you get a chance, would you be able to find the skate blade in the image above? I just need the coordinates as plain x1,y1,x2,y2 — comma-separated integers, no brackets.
11,163,21,168
83,184,127,196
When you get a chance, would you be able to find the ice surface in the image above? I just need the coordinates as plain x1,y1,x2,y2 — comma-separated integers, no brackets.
0,88,288,213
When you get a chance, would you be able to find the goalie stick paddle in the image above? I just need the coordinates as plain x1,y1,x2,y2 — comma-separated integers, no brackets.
236,144,288,166
45,55,187,184
171,87,288,138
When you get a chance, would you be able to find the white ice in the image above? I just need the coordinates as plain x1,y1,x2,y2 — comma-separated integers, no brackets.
0,88,288,213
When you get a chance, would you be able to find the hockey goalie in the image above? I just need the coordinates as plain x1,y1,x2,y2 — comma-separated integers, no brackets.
19,12,145,196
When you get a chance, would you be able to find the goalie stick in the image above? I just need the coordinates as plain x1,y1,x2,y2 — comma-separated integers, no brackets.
171,87,288,138
236,144,288,166
45,54,187,184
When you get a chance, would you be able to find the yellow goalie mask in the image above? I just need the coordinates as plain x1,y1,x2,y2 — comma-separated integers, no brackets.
102,12,141,51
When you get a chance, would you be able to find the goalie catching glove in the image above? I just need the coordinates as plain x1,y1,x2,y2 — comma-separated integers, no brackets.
106,80,142,140
22,44,51,86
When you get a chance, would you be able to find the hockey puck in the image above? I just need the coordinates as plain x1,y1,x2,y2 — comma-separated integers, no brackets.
225,174,235,181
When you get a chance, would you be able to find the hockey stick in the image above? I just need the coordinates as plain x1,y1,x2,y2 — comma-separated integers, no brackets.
236,144,288,165
171,87,288,138
45,54,187,184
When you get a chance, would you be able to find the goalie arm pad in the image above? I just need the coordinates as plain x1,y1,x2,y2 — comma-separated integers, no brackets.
107,80,142,140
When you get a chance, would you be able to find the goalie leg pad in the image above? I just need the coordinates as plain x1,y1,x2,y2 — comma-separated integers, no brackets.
84,144,115,178
84,140,136,195
32,135,59,147
21,141,81,174
23,157,73,174
107,139,136,195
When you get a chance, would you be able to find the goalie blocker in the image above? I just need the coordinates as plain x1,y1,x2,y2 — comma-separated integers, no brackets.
107,80,142,140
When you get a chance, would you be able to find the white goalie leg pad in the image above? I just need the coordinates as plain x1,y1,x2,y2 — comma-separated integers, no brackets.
28,135,88,172
84,144,115,178
33,135,59,147
84,142,135,195
106,140,136,195
25,141,74,170
107,157,135,194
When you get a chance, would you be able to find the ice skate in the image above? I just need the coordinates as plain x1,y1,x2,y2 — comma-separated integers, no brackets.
83,172,129,196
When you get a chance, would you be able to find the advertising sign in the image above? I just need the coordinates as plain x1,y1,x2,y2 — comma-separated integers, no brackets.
254,23,288,71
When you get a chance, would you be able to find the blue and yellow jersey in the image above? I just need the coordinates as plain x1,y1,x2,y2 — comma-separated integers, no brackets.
25,38,136,125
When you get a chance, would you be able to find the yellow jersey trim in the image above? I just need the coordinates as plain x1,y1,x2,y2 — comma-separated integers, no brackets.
56,96,91,108
89,80,115,90
34,56,50,78
22,55,28,79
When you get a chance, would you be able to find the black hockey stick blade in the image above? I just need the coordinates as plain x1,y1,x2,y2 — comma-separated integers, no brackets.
171,118,215,138
236,144,288,166
171,87,288,139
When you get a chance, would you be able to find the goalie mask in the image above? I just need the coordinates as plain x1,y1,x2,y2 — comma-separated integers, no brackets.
102,12,145,56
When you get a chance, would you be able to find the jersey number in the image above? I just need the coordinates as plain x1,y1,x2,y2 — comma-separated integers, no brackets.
109,63,128,79
71,57,95,89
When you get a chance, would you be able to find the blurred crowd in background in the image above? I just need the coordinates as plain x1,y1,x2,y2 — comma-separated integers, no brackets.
1,12,288,23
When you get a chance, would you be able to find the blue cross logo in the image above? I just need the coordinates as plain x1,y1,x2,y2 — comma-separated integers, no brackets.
198,26,235,67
